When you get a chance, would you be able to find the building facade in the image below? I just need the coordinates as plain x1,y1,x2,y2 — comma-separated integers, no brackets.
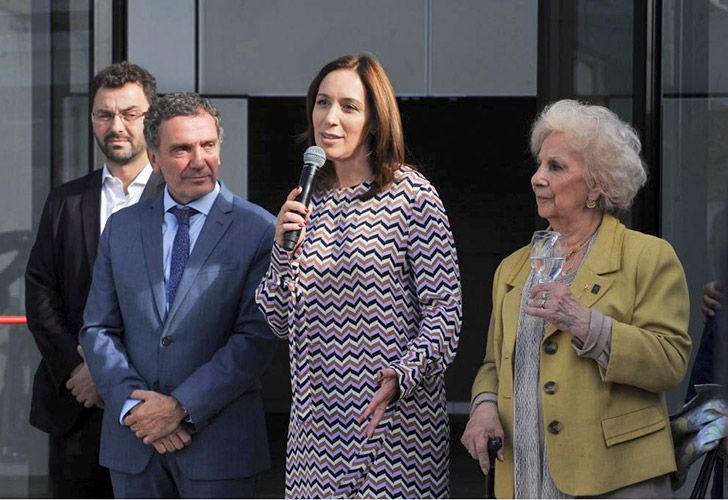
0,0,725,495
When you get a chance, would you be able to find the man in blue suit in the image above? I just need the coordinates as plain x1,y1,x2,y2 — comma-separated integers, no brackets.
80,92,277,498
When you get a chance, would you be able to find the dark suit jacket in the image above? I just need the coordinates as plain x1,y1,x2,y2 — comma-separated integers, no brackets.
26,168,165,436
79,184,277,480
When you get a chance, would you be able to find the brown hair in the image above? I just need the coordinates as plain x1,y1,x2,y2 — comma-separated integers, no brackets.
303,53,410,200
90,61,157,108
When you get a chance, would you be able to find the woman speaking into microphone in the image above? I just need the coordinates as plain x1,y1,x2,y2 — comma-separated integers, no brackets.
256,53,462,498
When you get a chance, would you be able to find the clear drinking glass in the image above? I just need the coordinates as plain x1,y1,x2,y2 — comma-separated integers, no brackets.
529,230,567,283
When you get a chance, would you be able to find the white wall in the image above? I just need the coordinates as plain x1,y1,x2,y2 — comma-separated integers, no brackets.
430,0,537,95
211,98,248,198
199,0,428,96
128,0,538,97
127,0,197,93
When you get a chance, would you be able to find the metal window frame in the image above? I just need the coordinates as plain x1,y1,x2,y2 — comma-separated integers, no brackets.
537,0,662,236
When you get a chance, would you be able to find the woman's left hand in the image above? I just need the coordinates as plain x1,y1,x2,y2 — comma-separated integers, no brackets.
359,368,399,438
524,282,592,343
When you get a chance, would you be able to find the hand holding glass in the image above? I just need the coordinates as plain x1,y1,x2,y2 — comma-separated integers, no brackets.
529,231,567,283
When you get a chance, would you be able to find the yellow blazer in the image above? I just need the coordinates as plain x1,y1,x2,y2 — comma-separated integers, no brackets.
471,213,691,497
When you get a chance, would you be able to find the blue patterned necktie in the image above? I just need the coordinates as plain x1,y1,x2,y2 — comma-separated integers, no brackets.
167,206,197,309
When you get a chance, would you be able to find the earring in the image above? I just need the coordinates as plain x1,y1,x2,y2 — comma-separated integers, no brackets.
586,198,597,209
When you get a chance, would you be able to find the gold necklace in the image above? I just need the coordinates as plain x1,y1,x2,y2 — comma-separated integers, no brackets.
565,232,596,261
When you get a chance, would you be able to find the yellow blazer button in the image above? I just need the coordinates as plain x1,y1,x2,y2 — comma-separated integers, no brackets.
548,420,561,434
544,340,558,354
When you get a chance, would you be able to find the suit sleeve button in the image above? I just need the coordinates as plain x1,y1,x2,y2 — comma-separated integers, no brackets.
548,420,561,434
161,336,173,346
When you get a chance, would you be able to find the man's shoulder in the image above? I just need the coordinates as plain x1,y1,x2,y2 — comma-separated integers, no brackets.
48,169,102,201
229,194,276,228
107,193,161,228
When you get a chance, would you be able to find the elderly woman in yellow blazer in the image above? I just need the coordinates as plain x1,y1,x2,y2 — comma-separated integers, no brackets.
461,99,691,498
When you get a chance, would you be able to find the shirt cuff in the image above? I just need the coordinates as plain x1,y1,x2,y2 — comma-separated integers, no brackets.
571,310,612,369
179,402,193,424
178,401,196,433
119,398,140,424
470,392,498,416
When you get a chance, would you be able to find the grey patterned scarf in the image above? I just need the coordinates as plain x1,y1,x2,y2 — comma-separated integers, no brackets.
513,270,570,499
512,229,598,498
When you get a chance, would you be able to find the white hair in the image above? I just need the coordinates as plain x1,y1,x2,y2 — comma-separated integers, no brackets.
530,99,647,214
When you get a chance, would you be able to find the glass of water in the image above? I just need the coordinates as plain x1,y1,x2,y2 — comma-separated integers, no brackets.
529,230,566,283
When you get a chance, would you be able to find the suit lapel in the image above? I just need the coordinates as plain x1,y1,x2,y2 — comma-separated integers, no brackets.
543,214,623,339
141,195,167,323
165,186,234,323
82,169,163,272
130,171,165,322
503,250,531,360
81,170,103,270
141,171,165,200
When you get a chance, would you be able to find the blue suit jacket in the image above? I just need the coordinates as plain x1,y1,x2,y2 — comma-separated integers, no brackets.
80,184,277,480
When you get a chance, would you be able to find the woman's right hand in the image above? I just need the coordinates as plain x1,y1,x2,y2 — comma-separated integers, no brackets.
460,401,505,475
274,186,310,250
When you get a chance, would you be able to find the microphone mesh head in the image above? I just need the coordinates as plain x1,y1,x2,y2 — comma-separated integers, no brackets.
303,146,327,168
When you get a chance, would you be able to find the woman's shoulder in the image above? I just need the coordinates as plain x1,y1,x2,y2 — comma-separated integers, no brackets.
391,165,431,191
617,224,684,274
622,225,678,256
598,213,679,263
502,244,531,267
385,166,440,203
493,244,531,284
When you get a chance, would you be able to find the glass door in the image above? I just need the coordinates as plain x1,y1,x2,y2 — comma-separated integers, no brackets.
0,1,94,496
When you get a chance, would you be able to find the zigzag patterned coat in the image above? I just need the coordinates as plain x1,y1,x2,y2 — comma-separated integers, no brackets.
256,167,462,498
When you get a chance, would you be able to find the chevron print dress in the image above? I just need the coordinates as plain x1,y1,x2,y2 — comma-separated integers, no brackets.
257,167,462,498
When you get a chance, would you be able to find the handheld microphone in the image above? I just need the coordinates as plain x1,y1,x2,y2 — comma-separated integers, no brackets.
281,146,327,251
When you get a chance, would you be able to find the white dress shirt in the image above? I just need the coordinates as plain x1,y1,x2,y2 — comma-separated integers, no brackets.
100,163,153,234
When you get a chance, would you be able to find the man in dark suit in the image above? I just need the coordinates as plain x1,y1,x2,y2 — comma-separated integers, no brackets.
79,92,277,498
25,62,164,498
